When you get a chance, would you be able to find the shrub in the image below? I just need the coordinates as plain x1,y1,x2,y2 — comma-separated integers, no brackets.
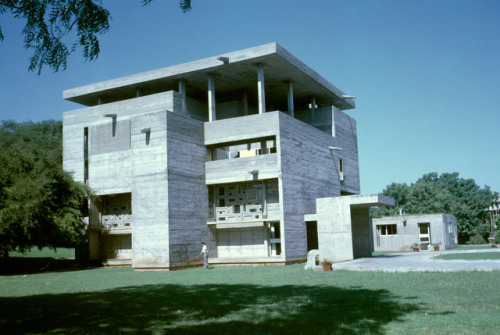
475,224,491,240
495,231,500,244
469,234,486,245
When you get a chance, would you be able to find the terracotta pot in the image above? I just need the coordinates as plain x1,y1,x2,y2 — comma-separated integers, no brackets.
322,262,332,271
434,246,440,251
413,248,419,252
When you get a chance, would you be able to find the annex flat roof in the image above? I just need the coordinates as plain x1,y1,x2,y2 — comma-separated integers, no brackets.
63,42,355,110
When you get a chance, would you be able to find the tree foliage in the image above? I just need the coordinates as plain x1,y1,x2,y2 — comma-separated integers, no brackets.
1,0,110,74
372,172,497,240
0,120,92,257
0,0,192,74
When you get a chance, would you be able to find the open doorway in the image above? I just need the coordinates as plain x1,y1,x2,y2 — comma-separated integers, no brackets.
306,221,318,251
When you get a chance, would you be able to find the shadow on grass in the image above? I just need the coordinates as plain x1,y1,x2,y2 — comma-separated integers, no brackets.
0,258,101,276
0,283,420,334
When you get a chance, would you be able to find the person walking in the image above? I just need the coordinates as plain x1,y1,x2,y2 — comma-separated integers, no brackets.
198,242,208,269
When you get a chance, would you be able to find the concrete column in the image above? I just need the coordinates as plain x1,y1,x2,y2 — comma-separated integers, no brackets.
257,65,266,114
287,81,294,117
179,80,187,113
136,89,142,97
242,90,248,116
97,97,103,105
208,74,216,122
310,96,316,120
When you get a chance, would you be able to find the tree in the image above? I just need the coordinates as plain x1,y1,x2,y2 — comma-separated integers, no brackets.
0,0,192,74
372,172,497,241
0,120,92,258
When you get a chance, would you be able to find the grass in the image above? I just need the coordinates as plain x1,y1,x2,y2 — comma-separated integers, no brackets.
452,245,493,250
1,264,499,334
8,247,75,259
435,252,500,261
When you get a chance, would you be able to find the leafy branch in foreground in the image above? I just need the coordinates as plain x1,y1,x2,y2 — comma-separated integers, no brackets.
1,0,110,74
0,0,192,74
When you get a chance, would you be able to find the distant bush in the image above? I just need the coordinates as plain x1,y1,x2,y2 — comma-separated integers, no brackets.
495,231,500,244
468,234,486,245
475,224,491,240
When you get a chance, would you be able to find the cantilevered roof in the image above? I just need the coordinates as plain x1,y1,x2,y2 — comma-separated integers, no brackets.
63,42,355,110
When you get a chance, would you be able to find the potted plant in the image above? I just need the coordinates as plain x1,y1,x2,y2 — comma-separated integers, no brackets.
321,258,332,271
432,242,441,251
411,243,420,252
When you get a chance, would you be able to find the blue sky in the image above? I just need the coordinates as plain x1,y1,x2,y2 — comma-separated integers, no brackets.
1,0,499,194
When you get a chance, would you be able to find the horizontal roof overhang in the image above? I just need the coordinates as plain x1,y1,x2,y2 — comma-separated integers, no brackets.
304,194,395,222
63,42,355,110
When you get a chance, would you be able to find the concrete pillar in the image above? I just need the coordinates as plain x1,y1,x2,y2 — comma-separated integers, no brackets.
136,89,142,97
257,65,266,114
179,80,187,113
242,90,248,116
287,81,294,117
310,96,316,120
208,74,216,122
97,97,103,105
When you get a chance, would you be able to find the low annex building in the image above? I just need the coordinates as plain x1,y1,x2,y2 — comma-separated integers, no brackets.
63,43,391,269
372,214,458,251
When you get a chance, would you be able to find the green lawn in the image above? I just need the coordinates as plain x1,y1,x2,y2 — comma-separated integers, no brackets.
435,252,500,260
452,245,494,251
1,265,499,334
8,247,75,259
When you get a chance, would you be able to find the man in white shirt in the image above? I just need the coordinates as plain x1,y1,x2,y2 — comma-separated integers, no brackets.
198,242,208,269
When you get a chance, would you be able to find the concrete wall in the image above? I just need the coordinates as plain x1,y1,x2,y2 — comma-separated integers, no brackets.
316,197,354,262
165,111,208,267
63,91,177,184
279,110,359,261
130,109,207,269
372,214,458,251
334,109,360,194
130,111,170,268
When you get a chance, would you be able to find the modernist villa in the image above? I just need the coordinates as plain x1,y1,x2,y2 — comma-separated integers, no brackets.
63,43,393,270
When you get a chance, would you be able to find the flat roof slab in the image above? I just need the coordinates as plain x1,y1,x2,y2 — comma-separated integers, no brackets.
64,43,355,110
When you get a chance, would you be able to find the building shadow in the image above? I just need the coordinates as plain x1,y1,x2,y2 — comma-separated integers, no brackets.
0,283,421,334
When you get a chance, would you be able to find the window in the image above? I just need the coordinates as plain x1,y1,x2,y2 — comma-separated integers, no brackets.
378,224,397,235
207,136,276,161
339,159,343,172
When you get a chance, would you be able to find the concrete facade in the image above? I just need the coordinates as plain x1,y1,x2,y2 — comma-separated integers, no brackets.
63,43,382,269
372,214,458,251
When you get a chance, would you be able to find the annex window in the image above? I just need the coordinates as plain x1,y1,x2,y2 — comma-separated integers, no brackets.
339,159,343,172
207,136,276,161
378,224,397,236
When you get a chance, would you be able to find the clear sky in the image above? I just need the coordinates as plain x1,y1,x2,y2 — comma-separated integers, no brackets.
1,0,499,195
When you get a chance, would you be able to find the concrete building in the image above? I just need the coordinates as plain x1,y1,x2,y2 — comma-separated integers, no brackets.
372,214,458,251
63,43,391,269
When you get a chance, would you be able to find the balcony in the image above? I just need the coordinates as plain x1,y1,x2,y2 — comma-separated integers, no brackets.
205,154,279,185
